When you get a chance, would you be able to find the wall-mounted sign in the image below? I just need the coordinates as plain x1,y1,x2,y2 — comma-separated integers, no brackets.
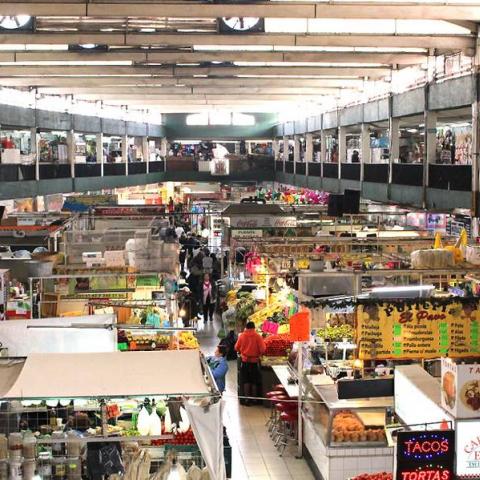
395,430,455,480
357,301,480,360
441,358,480,419
456,420,480,478
229,215,297,229
231,229,263,239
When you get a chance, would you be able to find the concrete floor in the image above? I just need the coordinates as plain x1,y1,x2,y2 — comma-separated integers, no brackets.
197,318,315,480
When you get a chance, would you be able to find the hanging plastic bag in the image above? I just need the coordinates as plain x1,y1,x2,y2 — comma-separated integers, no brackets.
149,410,162,436
137,406,150,436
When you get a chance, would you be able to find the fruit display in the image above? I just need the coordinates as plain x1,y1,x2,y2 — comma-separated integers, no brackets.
151,428,196,446
351,473,392,480
174,331,199,350
317,324,355,342
249,300,283,326
264,333,294,357
118,330,171,351
331,410,386,443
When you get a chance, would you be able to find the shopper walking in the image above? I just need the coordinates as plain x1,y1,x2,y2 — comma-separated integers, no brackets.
201,273,216,322
235,322,266,406
207,345,229,393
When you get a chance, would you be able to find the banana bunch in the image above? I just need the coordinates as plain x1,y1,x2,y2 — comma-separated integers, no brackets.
249,301,283,324
177,331,199,349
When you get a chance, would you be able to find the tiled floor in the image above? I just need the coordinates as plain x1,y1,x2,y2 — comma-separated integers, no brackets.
198,319,316,480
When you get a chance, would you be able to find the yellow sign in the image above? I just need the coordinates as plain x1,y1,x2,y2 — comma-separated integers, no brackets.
357,301,480,360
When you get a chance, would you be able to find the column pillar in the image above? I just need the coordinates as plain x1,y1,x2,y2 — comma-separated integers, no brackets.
360,124,370,184
272,138,280,161
305,133,313,177
31,128,39,181
473,95,480,216
160,138,168,158
142,136,150,173
305,133,313,163
320,130,327,164
338,127,347,179
122,134,128,176
96,133,104,176
282,135,289,163
235,142,241,155
293,135,301,166
246,141,252,154
388,117,400,183
67,130,75,178
424,110,437,205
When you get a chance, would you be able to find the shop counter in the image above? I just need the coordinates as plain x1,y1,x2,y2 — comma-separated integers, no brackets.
272,364,299,398
302,379,393,480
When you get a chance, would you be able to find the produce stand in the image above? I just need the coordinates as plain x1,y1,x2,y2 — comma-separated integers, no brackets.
0,349,227,479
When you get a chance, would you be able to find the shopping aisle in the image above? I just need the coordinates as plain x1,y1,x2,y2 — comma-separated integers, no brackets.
198,320,316,480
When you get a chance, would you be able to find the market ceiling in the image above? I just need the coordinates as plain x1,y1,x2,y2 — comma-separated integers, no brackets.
0,1,478,112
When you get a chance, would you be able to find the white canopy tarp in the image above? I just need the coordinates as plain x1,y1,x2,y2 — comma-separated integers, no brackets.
185,400,226,480
1,350,210,399
0,314,117,356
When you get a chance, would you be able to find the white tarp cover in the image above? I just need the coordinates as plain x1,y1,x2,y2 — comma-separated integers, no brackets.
0,314,117,356
185,400,226,480
2,350,209,399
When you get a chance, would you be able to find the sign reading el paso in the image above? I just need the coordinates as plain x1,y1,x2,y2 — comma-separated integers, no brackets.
357,301,480,360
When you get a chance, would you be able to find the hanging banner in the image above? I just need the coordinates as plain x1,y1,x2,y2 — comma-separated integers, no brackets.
456,420,480,478
356,301,480,360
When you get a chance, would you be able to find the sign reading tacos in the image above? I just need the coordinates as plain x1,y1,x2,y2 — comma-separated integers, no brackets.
357,301,480,360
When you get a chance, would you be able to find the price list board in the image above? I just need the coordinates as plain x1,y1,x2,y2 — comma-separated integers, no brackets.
357,302,480,360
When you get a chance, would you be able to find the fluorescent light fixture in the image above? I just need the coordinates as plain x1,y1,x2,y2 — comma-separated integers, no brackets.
194,45,273,52
79,44,98,49
0,61,133,66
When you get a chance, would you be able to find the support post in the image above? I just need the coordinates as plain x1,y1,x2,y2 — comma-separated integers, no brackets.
142,136,150,173
31,128,39,181
67,129,75,178
293,135,300,176
424,108,437,208
96,133,104,176
338,127,347,179
122,134,128,176
472,76,480,216
388,117,400,184
305,133,313,164
360,123,370,185
282,135,289,164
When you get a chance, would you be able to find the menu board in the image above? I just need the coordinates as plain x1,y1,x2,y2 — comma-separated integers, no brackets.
357,301,480,360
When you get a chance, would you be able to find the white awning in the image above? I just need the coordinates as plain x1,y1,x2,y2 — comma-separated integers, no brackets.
1,350,210,399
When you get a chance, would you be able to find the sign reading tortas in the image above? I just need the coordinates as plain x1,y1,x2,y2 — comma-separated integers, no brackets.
356,301,480,360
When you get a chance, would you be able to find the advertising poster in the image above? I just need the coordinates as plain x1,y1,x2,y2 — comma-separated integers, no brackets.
395,430,455,480
357,301,480,360
441,358,480,418
456,421,480,478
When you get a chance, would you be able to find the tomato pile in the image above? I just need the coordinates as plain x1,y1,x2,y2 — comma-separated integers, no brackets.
352,473,392,480
264,334,294,357
151,428,196,446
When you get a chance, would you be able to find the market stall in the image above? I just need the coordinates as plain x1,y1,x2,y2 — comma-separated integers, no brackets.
0,349,226,479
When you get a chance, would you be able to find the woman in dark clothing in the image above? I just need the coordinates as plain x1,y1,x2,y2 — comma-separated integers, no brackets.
201,273,217,322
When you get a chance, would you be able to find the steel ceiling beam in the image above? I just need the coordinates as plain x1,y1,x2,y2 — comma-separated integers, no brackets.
0,64,392,77
0,33,473,51
11,50,427,65
3,2,480,20
0,76,366,87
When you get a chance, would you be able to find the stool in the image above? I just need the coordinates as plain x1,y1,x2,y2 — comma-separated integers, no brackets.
265,391,287,430
267,396,289,435
276,411,298,456
271,402,292,442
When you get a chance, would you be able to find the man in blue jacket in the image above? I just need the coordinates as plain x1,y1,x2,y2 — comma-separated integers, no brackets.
207,345,229,393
